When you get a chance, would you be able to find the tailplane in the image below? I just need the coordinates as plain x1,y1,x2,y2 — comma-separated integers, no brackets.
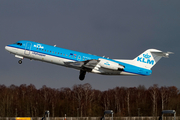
133,49,173,69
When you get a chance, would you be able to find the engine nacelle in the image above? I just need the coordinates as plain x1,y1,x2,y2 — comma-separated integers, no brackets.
98,58,124,71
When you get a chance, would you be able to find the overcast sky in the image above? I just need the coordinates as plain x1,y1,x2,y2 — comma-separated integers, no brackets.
1,0,179,91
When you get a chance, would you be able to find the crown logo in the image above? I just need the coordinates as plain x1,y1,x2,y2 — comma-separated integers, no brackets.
143,53,151,59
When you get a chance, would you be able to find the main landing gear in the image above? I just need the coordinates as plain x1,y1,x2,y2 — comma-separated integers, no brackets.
18,60,22,64
79,70,86,81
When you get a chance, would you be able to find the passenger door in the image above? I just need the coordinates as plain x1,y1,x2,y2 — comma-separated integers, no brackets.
24,42,32,55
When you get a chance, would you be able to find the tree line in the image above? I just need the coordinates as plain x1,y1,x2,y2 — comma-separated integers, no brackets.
0,83,179,117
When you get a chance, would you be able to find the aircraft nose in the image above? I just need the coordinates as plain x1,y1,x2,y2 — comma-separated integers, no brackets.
5,46,10,51
5,46,8,50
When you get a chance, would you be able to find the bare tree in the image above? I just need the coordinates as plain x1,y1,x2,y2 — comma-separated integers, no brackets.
160,86,168,110
126,88,131,117
149,84,159,118
83,83,94,116
166,86,179,110
113,87,121,114
73,84,84,117
102,90,112,111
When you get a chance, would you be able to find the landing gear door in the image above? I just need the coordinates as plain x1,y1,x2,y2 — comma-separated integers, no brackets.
24,42,32,55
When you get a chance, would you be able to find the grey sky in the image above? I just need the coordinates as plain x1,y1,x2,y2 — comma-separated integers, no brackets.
1,0,179,91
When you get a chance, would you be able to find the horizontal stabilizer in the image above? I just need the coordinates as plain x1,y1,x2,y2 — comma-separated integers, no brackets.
151,51,174,58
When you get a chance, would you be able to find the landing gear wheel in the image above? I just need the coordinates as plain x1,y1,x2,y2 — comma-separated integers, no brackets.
18,60,22,64
79,70,86,81
79,74,85,80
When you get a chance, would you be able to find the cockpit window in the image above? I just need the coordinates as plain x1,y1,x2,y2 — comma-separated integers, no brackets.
16,43,22,46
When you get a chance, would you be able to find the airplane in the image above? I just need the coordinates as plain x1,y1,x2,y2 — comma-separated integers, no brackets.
5,40,173,80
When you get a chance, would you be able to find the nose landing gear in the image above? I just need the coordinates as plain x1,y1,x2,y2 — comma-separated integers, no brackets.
18,60,22,64
15,55,24,64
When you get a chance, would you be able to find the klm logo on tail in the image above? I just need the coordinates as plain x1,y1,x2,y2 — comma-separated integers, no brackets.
137,53,154,65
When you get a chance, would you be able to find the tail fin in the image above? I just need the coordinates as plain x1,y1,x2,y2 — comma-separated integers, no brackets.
133,49,173,69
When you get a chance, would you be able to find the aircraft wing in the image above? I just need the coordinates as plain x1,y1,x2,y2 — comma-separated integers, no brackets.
64,59,100,70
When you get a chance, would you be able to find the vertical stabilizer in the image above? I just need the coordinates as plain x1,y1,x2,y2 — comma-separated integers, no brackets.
133,49,173,69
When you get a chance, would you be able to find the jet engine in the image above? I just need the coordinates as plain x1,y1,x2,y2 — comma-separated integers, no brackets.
98,58,124,71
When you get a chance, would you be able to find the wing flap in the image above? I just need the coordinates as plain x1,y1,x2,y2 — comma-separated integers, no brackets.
83,59,100,69
64,59,100,69
64,61,84,67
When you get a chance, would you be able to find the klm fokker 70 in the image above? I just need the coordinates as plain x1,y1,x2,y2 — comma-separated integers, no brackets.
5,41,173,80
